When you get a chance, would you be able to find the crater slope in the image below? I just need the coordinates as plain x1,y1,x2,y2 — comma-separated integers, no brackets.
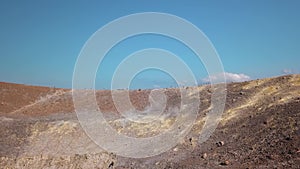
0,74,299,168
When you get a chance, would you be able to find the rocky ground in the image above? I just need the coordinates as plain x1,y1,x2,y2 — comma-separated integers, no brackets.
0,74,300,168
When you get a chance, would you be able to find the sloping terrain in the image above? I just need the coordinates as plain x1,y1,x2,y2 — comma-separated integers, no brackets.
0,74,299,168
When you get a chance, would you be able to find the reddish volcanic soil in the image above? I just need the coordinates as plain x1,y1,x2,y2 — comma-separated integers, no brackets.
0,74,300,168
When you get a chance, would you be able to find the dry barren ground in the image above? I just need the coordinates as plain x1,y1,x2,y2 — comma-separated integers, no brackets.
0,74,300,168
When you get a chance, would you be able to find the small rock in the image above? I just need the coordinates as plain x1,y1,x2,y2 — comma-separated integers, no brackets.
216,141,225,147
173,147,178,152
220,160,229,165
285,136,292,141
108,161,114,168
201,153,207,159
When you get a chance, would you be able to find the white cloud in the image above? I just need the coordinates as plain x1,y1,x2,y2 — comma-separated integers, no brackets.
282,69,299,74
153,84,161,88
178,80,196,87
202,72,251,83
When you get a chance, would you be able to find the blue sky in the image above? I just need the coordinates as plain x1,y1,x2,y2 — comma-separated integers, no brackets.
0,0,299,89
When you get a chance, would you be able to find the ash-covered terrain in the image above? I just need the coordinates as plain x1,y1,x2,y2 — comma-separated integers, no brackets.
0,74,300,168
